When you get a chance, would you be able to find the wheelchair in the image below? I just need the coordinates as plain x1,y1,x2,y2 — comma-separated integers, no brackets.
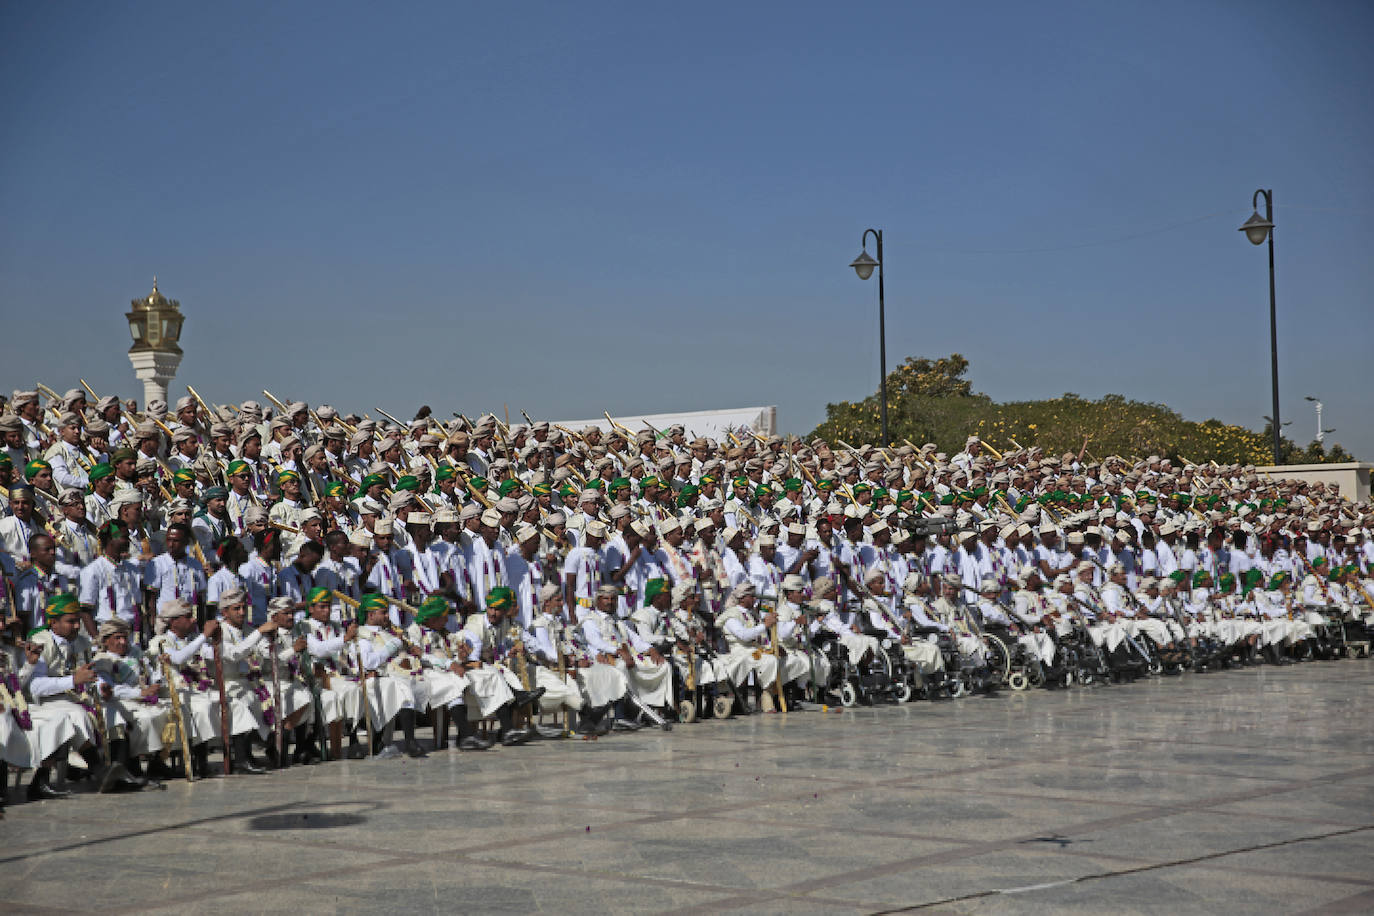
810,629,899,708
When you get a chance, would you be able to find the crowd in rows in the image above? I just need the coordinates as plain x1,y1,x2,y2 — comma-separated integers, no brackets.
2,384,1370,806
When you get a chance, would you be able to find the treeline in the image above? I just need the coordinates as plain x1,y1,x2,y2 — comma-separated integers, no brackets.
808,354,1355,466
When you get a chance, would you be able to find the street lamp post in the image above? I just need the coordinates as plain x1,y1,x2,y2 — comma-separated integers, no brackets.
125,278,185,408
849,228,888,445
1239,190,1280,464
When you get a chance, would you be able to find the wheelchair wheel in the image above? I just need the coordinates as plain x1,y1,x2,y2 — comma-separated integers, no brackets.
1026,662,1046,688
839,681,858,707
893,680,912,703
1007,671,1028,691
949,676,969,698
712,694,733,719
678,699,697,723
983,635,1011,685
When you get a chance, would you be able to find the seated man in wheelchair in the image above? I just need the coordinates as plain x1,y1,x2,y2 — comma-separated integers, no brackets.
931,574,998,694
815,578,882,671
774,574,830,706
1009,570,1060,680
972,576,1015,641
894,572,948,689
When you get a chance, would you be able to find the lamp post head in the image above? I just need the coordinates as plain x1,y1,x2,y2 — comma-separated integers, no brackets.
849,249,878,281
126,277,184,355
1239,211,1273,246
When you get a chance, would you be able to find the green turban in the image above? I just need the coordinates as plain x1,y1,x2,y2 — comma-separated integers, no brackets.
435,466,457,482
700,474,718,486
584,479,603,491
643,578,668,606
226,459,249,477
395,475,419,492
639,476,660,490
853,482,872,494
817,479,836,491
486,587,514,611
44,593,80,621
469,476,490,492
173,468,196,485
755,484,773,499
414,595,449,625
1267,572,1289,590
1192,569,1209,587
324,480,347,497
88,462,113,484
357,593,389,623
872,487,888,500
276,469,300,486
1218,573,1236,592
530,481,552,496
353,473,385,499
896,490,914,505
732,476,749,490
25,459,51,481
558,484,578,498
1328,567,1342,582
497,478,522,497
782,478,802,492
607,477,630,494
676,484,699,507
1241,568,1265,594
1168,570,1187,583
110,447,137,465
306,587,332,606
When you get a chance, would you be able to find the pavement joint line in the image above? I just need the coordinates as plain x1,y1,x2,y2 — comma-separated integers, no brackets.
1297,887,1374,915
861,823,1374,914
1047,843,1374,888
677,763,1374,911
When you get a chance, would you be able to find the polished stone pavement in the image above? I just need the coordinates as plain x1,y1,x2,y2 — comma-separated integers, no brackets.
3,660,1373,915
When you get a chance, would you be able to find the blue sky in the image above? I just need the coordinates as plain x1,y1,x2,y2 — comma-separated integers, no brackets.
2,1,1370,457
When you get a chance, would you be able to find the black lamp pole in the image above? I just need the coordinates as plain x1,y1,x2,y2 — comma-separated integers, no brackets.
1240,191,1280,464
849,229,887,445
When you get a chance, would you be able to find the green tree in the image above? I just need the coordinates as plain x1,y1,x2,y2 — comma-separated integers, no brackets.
808,354,1355,465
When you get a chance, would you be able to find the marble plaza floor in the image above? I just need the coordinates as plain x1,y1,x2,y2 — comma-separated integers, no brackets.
3,660,1373,915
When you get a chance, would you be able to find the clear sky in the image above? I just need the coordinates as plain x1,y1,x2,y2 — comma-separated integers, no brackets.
2,1,1371,456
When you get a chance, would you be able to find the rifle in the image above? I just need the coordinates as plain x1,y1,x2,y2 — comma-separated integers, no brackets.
267,626,286,765
293,619,329,762
212,630,232,775
158,652,196,783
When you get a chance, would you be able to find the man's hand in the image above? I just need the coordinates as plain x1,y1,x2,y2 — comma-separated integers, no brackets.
72,663,96,686
258,620,279,635
344,622,358,641
292,636,307,652
202,620,221,640
141,684,160,701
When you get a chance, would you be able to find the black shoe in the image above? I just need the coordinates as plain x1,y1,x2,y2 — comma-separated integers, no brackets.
146,757,183,780
458,735,491,751
346,743,367,760
403,740,428,758
513,687,547,706
101,772,147,794
499,729,531,746
531,723,569,739
27,782,72,801
611,718,641,732
234,757,267,775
